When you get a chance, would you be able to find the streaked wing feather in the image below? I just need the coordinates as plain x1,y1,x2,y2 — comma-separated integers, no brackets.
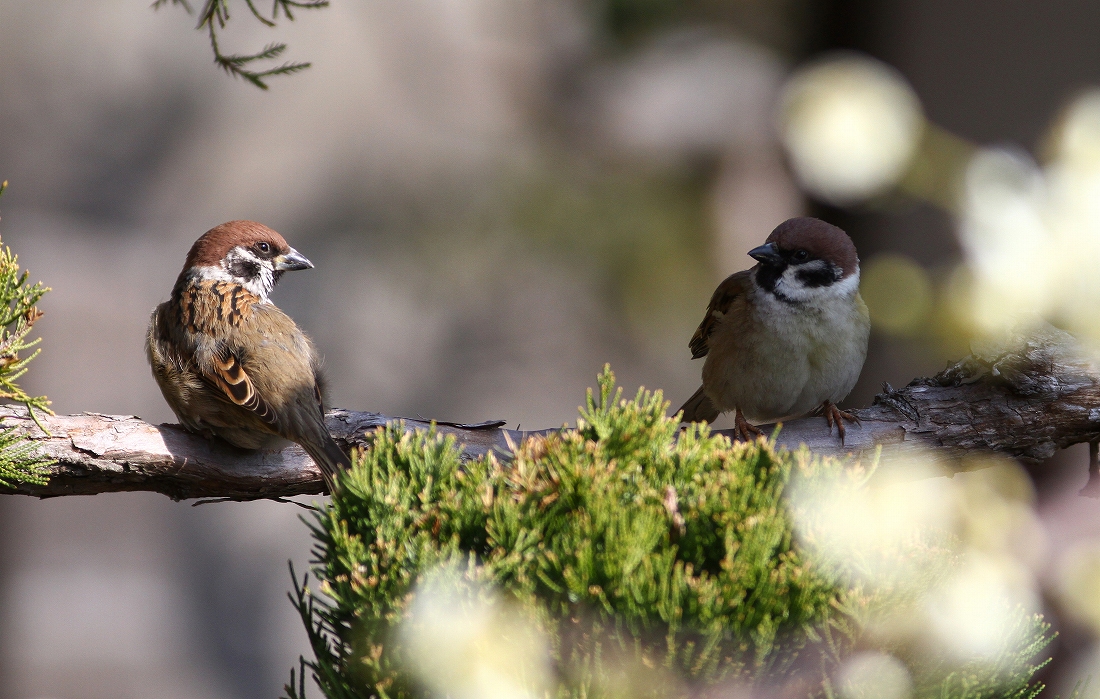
314,382,326,420
689,271,750,359
209,350,279,426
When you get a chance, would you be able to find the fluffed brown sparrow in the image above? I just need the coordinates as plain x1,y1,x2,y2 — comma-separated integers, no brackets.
146,220,350,490
678,217,870,442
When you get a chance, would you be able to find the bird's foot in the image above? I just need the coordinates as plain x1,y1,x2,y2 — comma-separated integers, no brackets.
734,409,765,442
821,401,860,444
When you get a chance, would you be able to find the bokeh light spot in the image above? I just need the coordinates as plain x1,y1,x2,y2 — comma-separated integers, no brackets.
860,253,933,336
399,570,551,699
1056,541,1100,635
837,652,912,699
924,552,1039,661
779,53,924,205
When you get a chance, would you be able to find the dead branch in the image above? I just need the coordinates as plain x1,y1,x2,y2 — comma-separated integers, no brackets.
4,326,1099,501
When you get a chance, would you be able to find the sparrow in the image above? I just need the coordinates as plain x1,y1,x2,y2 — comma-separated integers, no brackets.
146,220,350,490
678,216,870,442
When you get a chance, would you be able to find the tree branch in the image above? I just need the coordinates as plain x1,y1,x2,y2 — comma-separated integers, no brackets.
4,326,1099,501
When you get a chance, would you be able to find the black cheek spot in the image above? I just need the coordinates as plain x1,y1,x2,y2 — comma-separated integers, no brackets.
795,266,839,288
228,258,261,280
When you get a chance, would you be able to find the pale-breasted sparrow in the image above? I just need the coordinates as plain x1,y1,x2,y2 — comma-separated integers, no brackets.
146,220,350,489
678,217,870,441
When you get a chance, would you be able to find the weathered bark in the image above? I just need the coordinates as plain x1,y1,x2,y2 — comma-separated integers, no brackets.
4,326,1099,501
0,410,526,501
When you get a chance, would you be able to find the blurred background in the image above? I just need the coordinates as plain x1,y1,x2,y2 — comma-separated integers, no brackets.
4,1,1100,697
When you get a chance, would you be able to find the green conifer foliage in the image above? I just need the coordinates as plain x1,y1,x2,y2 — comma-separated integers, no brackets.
286,366,1055,698
0,181,53,488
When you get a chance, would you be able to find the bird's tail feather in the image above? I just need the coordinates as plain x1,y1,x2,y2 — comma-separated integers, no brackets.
302,434,351,493
677,385,720,423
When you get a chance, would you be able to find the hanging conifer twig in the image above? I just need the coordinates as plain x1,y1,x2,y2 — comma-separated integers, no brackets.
152,0,329,89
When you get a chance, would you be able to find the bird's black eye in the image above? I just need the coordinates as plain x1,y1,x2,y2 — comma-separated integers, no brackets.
793,249,809,262
256,242,271,255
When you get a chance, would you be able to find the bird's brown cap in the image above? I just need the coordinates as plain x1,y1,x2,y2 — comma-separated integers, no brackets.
766,217,859,277
184,220,291,269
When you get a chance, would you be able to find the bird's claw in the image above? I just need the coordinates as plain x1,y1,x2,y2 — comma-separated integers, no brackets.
822,401,859,444
734,409,765,442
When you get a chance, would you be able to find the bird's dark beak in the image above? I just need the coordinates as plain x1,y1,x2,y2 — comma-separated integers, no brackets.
274,248,314,271
748,242,783,266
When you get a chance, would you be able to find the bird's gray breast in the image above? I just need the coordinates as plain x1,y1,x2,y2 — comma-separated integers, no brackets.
706,285,868,421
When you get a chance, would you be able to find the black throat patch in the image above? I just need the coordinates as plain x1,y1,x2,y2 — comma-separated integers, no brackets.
755,263,787,299
755,263,784,293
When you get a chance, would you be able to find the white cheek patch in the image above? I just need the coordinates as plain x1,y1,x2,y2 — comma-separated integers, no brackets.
835,270,860,295
772,266,813,302
773,265,859,304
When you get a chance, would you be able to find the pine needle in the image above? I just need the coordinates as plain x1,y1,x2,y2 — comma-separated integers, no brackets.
0,182,53,487
153,0,328,89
